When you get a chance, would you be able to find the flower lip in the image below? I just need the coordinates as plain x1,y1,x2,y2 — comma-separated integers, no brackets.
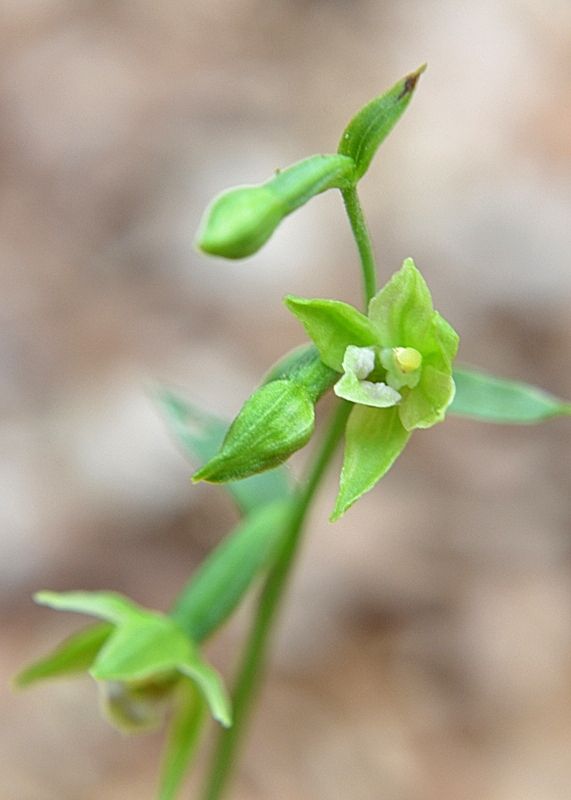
342,345,376,379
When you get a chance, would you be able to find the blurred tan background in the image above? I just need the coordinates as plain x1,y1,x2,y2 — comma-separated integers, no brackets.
2,1,571,798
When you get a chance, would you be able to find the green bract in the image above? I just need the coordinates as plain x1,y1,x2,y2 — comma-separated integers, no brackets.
286,258,459,518
338,64,426,181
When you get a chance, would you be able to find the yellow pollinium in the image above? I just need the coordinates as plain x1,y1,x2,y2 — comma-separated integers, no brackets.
393,347,422,374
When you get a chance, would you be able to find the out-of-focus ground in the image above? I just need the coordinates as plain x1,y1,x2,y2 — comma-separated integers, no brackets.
2,1,571,798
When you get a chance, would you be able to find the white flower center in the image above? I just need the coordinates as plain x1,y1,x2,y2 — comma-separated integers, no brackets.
334,345,401,409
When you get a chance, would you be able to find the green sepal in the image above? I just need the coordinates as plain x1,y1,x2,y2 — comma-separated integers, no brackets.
332,405,410,521
368,257,433,350
428,311,460,369
193,380,315,483
284,295,378,371
196,154,355,259
156,389,292,514
450,366,571,424
34,590,146,625
158,682,207,800
14,623,112,688
171,500,291,642
338,65,426,181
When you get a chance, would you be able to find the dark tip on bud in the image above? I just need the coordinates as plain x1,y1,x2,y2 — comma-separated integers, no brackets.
398,63,427,100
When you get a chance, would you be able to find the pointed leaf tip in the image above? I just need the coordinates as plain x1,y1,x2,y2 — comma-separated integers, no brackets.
338,66,426,181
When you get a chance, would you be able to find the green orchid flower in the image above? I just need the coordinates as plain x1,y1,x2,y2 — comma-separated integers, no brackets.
15,591,231,731
285,257,459,519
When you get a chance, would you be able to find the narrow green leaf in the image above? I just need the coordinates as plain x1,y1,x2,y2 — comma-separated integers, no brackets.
14,623,112,688
156,389,292,514
193,380,315,483
196,154,355,259
450,366,571,423
171,500,291,642
158,682,207,800
35,591,146,625
332,405,410,520
338,65,426,180
285,296,378,371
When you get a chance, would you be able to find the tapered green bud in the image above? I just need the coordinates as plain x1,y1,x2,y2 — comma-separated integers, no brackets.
197,186,283,259
196,154,355,260
193,380,315,483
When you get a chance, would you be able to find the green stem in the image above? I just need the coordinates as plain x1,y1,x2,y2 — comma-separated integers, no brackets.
341,185,378,306
199,400,351,800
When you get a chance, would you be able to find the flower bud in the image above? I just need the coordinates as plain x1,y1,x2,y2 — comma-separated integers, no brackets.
193,379,315,483
196,185,283,259
196,154,355,260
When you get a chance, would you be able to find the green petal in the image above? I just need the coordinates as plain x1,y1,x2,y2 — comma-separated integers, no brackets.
91,617,191,682
34,591,146,625
284,296,378,371
368,258,434,350
332,405,410,520
431,311,459,364
193,380,315,483
14,623,112,688
158,682,207,800
333,370,401,408
398,366,455,431
450,366,571,423
422,310,460,372
338,65,426,181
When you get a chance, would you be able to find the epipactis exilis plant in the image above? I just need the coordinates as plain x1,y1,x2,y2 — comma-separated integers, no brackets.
16,65,571,800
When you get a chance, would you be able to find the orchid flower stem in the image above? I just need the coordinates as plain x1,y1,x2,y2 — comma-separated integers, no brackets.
341,185,378,307
199,399,351,800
